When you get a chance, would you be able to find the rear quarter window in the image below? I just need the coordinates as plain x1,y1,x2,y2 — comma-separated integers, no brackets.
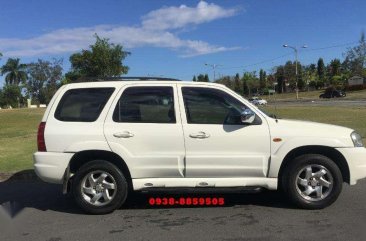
54,88,115,122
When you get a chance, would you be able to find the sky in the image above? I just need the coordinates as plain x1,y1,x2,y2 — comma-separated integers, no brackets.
0,0,365,86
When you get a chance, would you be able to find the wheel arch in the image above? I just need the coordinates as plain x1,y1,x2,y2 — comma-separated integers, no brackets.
278,145,350,188
69,150,132,188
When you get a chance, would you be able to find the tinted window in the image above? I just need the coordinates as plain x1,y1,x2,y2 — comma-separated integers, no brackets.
55,88,114,122
182,87,248,125
113,86,176,123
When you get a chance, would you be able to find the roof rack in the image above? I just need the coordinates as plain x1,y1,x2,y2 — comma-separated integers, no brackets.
76,76,182,82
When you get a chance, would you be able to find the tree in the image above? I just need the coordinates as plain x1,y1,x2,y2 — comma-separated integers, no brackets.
317,58,326,86
329,58,342,77
204,74,209,82
241,78,248,96
297,64,305,90
0,88,5,107
67,35,130,82
266,74,275,91
309,63,316,73
275,66,286,93
259,69,267,89
343,32,366,77
1,58,27,85
282,61,304,90
197,74,205,82
26,59,63,104
304,63,323,89
233,73,241,93
192,75,197,82
0,85,22,108
215,76,232,89
241,72,257,96
327,58,346,87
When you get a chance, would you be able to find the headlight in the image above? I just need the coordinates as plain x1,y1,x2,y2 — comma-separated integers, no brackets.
351,131,364,147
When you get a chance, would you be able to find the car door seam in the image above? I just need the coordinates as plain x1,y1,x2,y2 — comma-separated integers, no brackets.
176,83,187,177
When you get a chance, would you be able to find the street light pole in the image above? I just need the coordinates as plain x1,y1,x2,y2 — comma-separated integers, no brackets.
282,44,307,99
205,63,222,81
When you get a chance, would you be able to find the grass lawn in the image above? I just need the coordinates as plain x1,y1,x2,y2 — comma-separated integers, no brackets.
0,106,365,172
0,108,45,172
263,106,366,143
263,89,366,101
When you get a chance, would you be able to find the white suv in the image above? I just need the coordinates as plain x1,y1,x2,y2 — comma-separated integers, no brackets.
33,78,366,214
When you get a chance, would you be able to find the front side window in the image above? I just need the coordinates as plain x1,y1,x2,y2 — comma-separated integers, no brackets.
113,86,176,123
182,87,249,125
55,88,115,122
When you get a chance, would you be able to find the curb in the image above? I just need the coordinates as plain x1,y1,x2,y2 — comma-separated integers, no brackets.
0,170,40,182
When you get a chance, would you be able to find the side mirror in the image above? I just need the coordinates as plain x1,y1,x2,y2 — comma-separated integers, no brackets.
241,109,256,124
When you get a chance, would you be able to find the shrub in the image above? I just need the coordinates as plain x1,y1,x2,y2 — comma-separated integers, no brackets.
0,85,22,108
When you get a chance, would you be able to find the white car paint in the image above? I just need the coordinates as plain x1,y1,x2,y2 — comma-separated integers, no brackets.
33,80,366,190
176,84,271,178
104,83,186,178
132,177,278,190
267,119,356,178
250,97,267,105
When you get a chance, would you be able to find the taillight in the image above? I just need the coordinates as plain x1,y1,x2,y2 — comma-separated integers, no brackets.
37,122,47,152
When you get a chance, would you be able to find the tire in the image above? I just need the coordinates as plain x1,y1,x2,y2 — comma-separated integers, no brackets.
72,160,128,214
281,154,343,209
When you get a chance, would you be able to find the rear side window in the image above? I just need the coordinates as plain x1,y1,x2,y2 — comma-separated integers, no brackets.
113,86,176,123
55,88,115,122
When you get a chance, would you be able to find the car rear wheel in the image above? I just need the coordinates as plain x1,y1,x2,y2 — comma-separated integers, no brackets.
72,160,128,214
282,154,343,209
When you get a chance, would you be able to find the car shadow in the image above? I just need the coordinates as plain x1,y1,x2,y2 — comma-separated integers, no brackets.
0,173,295,215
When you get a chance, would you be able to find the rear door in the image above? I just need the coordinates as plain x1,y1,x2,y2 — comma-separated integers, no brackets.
104,83,186,178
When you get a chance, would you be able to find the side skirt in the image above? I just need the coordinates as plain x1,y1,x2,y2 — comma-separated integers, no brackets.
137,187,264,194
132,177,278,191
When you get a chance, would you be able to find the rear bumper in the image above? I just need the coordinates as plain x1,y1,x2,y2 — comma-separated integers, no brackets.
336,147,366,185
33,152,74,184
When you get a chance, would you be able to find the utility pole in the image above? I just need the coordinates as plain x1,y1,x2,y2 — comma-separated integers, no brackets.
282,44,307,99
205,63,222,81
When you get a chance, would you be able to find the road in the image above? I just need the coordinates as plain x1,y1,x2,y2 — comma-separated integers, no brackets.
1,179,366,241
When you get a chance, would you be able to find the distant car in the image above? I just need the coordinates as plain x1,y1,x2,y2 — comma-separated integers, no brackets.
319,90,346,98
249,97,267,105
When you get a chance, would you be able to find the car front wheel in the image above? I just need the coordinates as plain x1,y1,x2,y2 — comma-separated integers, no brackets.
282,154,343,209
72,160,128,214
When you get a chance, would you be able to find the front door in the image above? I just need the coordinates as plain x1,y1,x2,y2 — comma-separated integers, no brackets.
178,85,271,178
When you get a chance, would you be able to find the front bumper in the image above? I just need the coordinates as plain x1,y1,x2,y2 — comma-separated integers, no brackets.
336,147,366,185
33,152,74,184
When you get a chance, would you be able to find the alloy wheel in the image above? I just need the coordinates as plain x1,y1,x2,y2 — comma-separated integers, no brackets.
295,164,334,202
80,171,117,206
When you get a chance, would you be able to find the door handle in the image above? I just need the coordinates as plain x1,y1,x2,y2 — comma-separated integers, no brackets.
113,131,134,138
189,131,210,139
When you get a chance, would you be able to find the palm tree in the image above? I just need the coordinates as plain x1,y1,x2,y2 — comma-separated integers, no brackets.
1,58,27,85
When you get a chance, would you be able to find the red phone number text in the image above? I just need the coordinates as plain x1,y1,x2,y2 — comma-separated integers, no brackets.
148,197,225,206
